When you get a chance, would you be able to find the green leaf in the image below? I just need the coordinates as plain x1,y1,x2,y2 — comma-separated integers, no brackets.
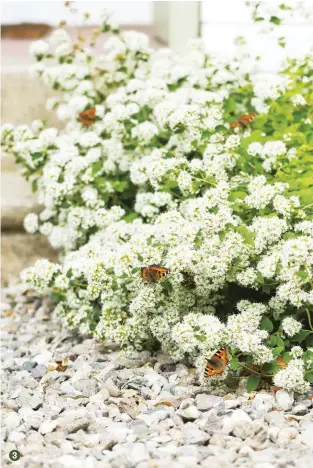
270,16,281,25
273,346,285,356
283,351,292,362
276,336,285,347
229,191,247,201
111,180,128,193
261,317,274,333
292,330,311,343
91,161,103,175
51,292,64,302
131,267,141,274
236,226,255,246
263,361,279,373
230,357,239,371
161,279,173,293
124,212,139,222
246,375,261,392
66,268,73,278
305,372,313,383
268,336,278,347
31,179,38,193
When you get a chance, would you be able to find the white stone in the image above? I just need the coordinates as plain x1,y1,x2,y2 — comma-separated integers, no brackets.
8,430,26,443
275,389,294,411
39,419,57,435
183,426,209,445
251,394,274,415
4,411,21,431
230,409,252,424
232,420,254,440
195,394,223,411
33,351,53,366
277,427,298,446
127,443,149,464
177,405,201,421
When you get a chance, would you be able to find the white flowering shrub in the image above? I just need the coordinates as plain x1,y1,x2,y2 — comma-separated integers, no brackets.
2,4,313,393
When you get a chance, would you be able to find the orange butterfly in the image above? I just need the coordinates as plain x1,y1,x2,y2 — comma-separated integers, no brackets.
204,348,228,377
276,356,288,368
230,113,256,129
141,264,170,282
78,107,96,125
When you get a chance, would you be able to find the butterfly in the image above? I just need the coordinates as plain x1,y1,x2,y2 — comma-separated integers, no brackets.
276,356,288,368
204,348,228,377
141,264,170,282
78,107,96,125
230,113,256,129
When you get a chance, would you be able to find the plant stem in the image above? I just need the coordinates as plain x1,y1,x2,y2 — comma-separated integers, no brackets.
305,264,313,289
72,282,88,288
238,363,271,378
306,308,313,331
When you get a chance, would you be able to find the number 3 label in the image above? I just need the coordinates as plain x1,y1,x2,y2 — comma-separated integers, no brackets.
9,450,21,461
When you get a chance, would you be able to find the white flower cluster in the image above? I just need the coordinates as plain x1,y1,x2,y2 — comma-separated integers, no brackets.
2,12,312,393
274,356,310,394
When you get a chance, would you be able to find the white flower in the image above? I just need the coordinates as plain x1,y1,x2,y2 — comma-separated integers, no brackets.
49,28,71,46
282,317,302,337
24,213,38,233
274,358,310,394
247,142,263,156
177,171,193,194
81,187,99,208
39,128,58,146
54,274,69,290
290,346,303,358
55,43,72,58
225,135,241,150
31,120,44,133
29,40,49,56
79,132,101,148
132,122,158,143
291,94,307,106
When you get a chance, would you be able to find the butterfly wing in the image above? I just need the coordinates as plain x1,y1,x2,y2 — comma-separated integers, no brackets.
148,264,169,281
238,113,255,127
141,267,155,281
276,356,288,368
204,348,228,377
141,264,169,281
230,120,241,128
79,108,96,125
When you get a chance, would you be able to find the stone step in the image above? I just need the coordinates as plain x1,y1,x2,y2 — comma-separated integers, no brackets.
1,232,58,286
1,169,41,230
1,66,60,126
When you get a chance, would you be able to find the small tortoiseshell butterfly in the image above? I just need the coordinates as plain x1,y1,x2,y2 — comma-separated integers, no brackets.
141,264,170,282
79,107,96,125
230,113,255,129
204,348,228,377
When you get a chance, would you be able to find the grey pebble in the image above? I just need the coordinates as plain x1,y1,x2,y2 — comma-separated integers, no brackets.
31,364,47,379
22,361,37,371
67,417,91,433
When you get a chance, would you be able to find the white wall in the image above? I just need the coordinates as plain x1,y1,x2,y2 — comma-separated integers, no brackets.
1,1,153,25
201,0,313,71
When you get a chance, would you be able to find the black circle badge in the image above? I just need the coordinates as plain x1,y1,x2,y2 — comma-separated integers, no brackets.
9,450,21,462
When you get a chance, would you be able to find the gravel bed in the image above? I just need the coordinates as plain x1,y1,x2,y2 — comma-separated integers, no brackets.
1,287,313,468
